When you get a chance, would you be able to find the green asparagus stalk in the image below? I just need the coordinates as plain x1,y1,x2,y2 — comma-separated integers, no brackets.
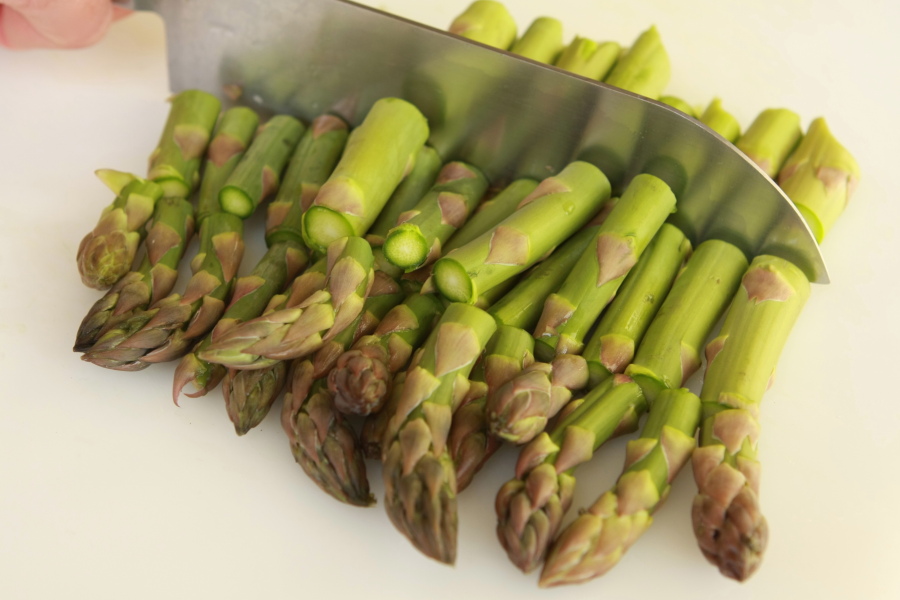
443,178,538,253
383,303,497,564
282,359,374,506
699,98,741,143
383,162,489,271
328,292,444,416
219,115,306,218
74,196,195,354
692,255,810,582
76,173,163,290
433,162,610,304
366,146,443,247
495,375,645,573
448,375,501,492
540,388,701,586
533,173,676,360
195,107,261,223
510,17,564,63
582,223,691,386
302,98,430,252
735,108,802,178
147,90,222,197
265,115,350,244
604,26,670,99
555,38,620,80
449,1,517,49
624,239,748,402
659,95,696,117
777,117,861,243
200,236,375,368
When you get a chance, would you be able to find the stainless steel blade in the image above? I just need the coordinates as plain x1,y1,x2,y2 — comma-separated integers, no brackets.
131,0,827,282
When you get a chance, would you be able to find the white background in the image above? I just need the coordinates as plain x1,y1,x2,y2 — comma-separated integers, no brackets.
1,1,898,598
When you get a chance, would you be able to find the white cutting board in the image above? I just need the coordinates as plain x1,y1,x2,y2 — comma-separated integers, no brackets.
1,1,898,599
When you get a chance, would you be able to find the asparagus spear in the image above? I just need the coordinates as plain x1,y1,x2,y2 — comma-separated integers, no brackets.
265,115,350,243
383,303,497,564
510,17,564,64
361,371,406,460
555,38,620,80
448,374,501,492
495,375,645,572
735,108,802,178
433,161,610,303
692,255,810,582
81,109,269,369
147,90,222,197
604,26,670,99
200,236,375,368
777,117,861,243
76,173,163,290
383,162,489,271
443,178,538,252
660,95,696,117
224,361,289,435
328,292,444,416
582,223,691,386
219,115,306,218
624,239,748,402
449,1,517,49
533,173,676,360
282,360,374,506
366,146,443,247
302,98,430,252
74,196,195,353
700,98,741,143
540,388,701,586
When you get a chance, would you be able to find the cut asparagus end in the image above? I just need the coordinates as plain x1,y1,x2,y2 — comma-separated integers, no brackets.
449,0,517,49
432,257,476,303
604,26,670,99
219,186,255,218
302,206,356,249
700,98,741,143
510,17,564,64
735,108,802,177
555,38,621,80
659,95,696,118
383,224,431,271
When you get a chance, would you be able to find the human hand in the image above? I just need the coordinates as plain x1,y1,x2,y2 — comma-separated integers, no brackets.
0,0,131,49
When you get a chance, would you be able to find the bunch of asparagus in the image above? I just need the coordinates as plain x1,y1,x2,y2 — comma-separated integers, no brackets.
71,0,860,590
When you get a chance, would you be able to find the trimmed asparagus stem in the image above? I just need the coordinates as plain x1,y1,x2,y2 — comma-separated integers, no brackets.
199,236,375,368
77,175,163,290
604,26,670,99
555,38,620,80
777,117,861,243
302,98,430,252
659,95,696,117
449,1,517,49
219,115,305,218
329,293,445,416
384,162,489,271
147,90,222,198
692,256,810,582
195,107,260,223
433,162,610,304
533,173,676,360
74,196,196,354
699,98,741,143
510,17,564,63
383,303,497,564
495,375,645,573
444,178,538,253
583,223,691,386
282,361,374,506
735,108,802,178
367,146,443,246
540,388,701,586
83,211,246,370
266,115,349,246
625,239,747,403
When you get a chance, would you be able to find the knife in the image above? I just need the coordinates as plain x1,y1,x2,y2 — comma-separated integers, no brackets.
124,0,827,282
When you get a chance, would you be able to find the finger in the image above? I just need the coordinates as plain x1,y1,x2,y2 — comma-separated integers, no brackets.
0,0,117,49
